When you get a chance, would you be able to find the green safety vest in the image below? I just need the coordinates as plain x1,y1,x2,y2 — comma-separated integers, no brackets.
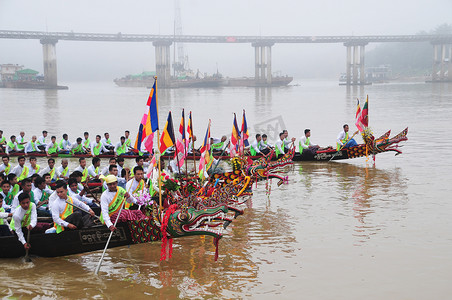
4,191,14,205
93,142,102,155
100,187,126,224
106,138,112,145
0,207,5,225
71,143,83,154
48,142,58,154
54,197,74,233
250,141,261,156
0,136,5,144
37,137,45,146
275,140,284,157
30,141,38,152
9,204,33,231
17,137,25,150
337,132,349,150
3,164,11,175
89,166,99,178
299,137,310,152
18,166,29,181
83,138,90,148
39,190,50,208
116,143,127,155
81,167,88,182
60,167,69,178
11,184,20,197
125,138,132,147
31,164,40,175
7,141,16,151
126,179,144,209
212,141,224,150
49,168,56,180
59,139,68,150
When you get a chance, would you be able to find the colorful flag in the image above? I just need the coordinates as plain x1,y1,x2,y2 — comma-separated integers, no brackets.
355,99,363,132
159,111,175,154
361,95,369,128
198,120,211,177
135,80,159,151
187,111,193,140
240,110,249,153
175,109,186,168
229,113,240,157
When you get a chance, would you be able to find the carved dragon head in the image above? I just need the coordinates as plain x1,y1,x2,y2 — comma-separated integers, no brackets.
363,127,408,155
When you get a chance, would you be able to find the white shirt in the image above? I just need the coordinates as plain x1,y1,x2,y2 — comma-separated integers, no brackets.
259,140,271,150
24,141,39,153
51,196,90,228
100,188,137,228
91,141,108,156
40,166,58,181
68,189,93,205
33,187,47,207
74,165,86,174
11,164,26,177
126,178,145,196
57,165,70,179
28,164,41,177
114,142,127,154
0,191,11,210
0,163,12,175
299,136,314,149
101,138,113,148
117,164,124,178
102,175,126,190
11,203,37,244
337,130,348,145
169,160,181,174
11,190,32,213
48,191,58,211
37,135,47,146
275,139,285,154
45,142,59,153
59,139,71,151
0,210,10,227
101,165,111,176
87,165,100,178
251,140,261,154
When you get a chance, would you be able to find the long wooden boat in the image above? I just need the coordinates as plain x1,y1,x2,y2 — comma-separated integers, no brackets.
0,223,133,259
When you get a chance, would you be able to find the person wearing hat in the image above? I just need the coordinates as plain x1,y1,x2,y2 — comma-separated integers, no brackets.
99,174,144,232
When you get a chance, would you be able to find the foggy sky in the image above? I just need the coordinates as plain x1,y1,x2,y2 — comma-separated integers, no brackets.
1,0,451,81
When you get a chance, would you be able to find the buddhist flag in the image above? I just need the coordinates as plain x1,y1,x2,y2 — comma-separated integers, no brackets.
175,109,186,168
159,111,175,154
198,120,211,176
135,80,159,152
240,109,249,152
229,113,240,157
355,99,363,132
361,95,369,128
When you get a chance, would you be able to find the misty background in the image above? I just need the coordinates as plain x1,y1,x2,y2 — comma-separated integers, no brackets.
1,0,451,82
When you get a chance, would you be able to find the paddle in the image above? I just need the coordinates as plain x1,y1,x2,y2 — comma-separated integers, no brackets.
65,200,100,220
211,141,230,174
329,131,359,162
24,229,32,263
94,200,125,275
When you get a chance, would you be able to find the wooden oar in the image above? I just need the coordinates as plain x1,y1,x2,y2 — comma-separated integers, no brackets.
94,200,125,275
329,131,359,162
65,200,100,220
24,229,32,263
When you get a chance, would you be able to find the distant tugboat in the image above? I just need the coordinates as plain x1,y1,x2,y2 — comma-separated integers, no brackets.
0,64,68,90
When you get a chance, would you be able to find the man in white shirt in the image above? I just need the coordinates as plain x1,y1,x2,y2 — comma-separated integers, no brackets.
11,156,29,181
37,130,48,151
5,135,20,155
250,134,263,156
40,158,58,182
125,166,145,200
45,136,59,156
259,134,272,155
74,158,89,182
100,175,142,232
58,134,72,154
0,155,12,175
101,132,114,150
67,178,95,207
88,157,101,181
91,135,109,156
10,178,34,214
33,176,52,217
51,181,95,233
102,165,127,190
9,192,37,250
0,195,13,236
70,137,86,155
101,158,117,176
82,132,91,152
299,129,319,153
16,131,27,152
336,124,358,150
27,156,41,178
24,135,41,154
56,158,70,180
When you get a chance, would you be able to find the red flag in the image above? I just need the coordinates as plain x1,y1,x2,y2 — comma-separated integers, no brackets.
229,113,240,157
175,109,186,168
355,99,363,132
159,112,175,154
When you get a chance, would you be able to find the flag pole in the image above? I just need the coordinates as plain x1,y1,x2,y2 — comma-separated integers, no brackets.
154,77,163,211
190,112,196,175
170,111,182,177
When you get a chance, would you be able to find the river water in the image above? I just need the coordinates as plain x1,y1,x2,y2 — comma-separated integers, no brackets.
1,80,452,299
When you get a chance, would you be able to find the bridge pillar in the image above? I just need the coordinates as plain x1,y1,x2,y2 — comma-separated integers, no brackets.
432,43,452,82
343,42,368,85
252,42,274,86
40,39,59,87
153,41,172,88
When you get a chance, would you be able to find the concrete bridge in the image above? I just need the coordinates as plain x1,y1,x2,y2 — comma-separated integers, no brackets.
1,30,452,87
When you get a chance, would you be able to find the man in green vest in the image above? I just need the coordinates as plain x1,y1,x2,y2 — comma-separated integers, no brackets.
10,178,34,213
250,134,263,156
124,130,132,149
10,192,37,250
114,136,128,156
0,194,13,236
37,130,48,151
211,136,227,154
82,132,91,152
16,131,27,151
70,137,85,155
24,135,41,154
40,158,57,182
0,130,6,153
57,159,70,180
28,156,41,177
74,158,89,183
101,132,114,151
336,124,358,150
45,136,59,156
0,155,12,175
12,156,29,182
6,135,20,155
0,181,14,209
299,129,319,154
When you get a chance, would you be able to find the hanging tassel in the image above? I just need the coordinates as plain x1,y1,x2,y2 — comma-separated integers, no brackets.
213,237,220,261
160,204,178,261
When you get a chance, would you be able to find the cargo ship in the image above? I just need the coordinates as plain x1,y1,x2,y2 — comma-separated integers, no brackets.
0,64,68,90
225,75,293,87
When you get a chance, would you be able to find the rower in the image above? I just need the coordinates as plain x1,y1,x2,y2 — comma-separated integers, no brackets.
24,135,40,154
102,164,127,190
125,166,146,208
0,155,12,175
57,158,70,180
33,176,51,217
37,130,48,151
16,131,27,152
275,132,295,157
282,130,294,152
114,136,128,156
58,134,72,154
130,156,147,177
82,132,91,152
40,158,58,182
7,173,20,201
336,124,358,150
0,181,13,211
187,135,200,155
28,156,41,177
74,158,89,183
51,181,95,233
70,137,85,155
100,175,142,232
0,130,6,153
67,177,96,207
0,194,13,237
91,135,109,156
87,157,101,182
211,136,227,154
11,156,29,182
250,134,263,156
10,178,34,214
45,136,59,156
299,129,319,154
116,157,126,178
259,134,272,155
101,158,117,176
124,130,132,149
9,192,37,250
6,135,20,155
101,133,114,151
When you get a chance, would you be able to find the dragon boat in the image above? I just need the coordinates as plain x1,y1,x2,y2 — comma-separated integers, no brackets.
0,205,229,259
